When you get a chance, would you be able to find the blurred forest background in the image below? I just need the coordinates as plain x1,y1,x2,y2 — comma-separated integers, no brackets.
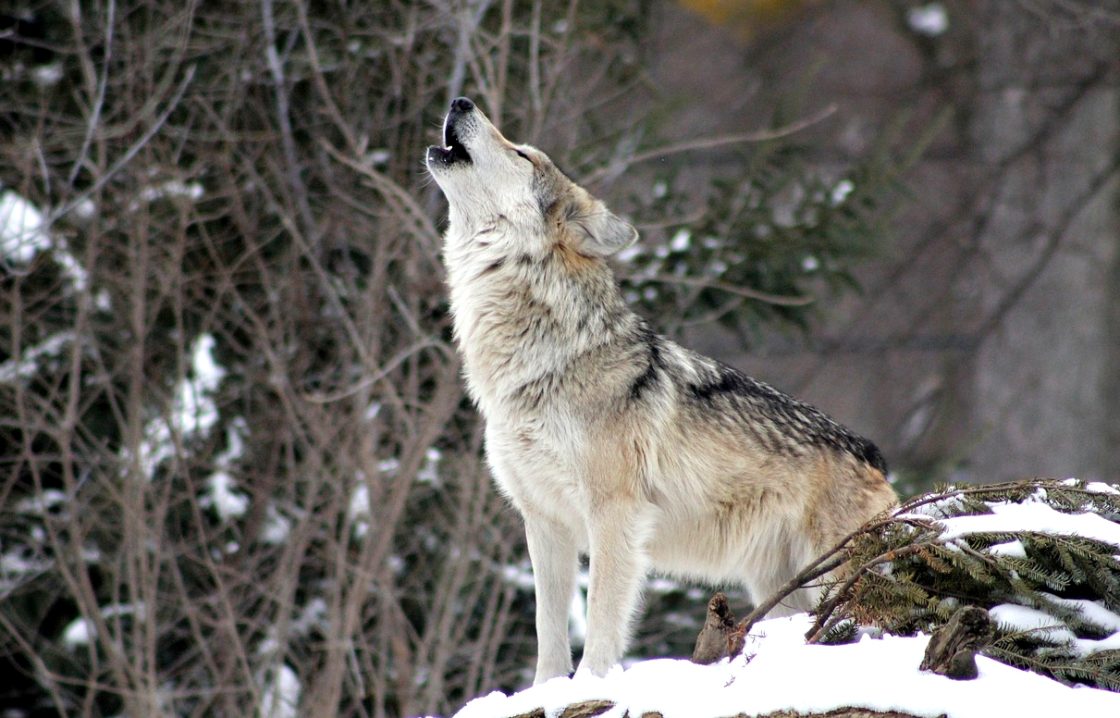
0,0,1117,716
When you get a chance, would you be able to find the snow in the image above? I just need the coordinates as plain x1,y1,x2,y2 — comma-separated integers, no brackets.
63,618,92,647
131,333,228,479
62,603,147,649
261,504,291,544
201,420,250,521
444,483,1120,718
0,332,76,384
985,539,1026,558
0,189,50,263
501,561,536,591
417,447,443,485
260,664,301,718
449,614,1120,718
0,548,52,595
705,258,728,276
15,489,68,515
1075,632,1120,654
349,482,371,538
179,334,223,429
907,492,967,519
1001,595,1120,656
0,189,89,290
987,601,1120,656
907,4,949,37
615,244,644,264
936,500,1120,548
32,63,63,86
52,247,90,290
989,604,1077,644
138,179,204,204
292,597,328,636
1040,594,1120,633
1082,481,1120,496
569,586,588,647
202,471,249,521
829,179,854,206
669,229,691,253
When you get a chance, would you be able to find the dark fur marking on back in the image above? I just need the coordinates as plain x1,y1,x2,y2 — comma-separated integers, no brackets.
689,363,888,475
628,325,666,402
850,438,888,475
687,365,764,403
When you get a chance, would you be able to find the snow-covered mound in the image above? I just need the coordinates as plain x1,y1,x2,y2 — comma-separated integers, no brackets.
451,613,1120,718
445,479,1120,718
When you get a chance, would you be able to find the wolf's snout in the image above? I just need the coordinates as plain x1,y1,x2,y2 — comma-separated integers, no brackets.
450,97,475,114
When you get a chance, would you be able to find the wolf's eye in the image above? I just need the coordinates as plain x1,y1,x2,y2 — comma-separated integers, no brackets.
514,149,531,162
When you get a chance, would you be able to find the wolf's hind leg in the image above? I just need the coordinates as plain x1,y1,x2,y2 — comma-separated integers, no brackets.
578,499,652,677
525,514,578,684
746,531,822,618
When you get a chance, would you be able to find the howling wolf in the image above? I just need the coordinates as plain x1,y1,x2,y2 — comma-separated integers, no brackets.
426,97,897,682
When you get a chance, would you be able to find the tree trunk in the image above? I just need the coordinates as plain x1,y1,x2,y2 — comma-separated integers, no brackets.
967,1,1120,482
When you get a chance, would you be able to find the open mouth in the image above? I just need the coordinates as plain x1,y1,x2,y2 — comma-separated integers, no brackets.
428,116,472,168
443,120,471,163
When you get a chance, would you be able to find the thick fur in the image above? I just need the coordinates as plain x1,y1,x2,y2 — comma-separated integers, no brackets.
426,98,898,683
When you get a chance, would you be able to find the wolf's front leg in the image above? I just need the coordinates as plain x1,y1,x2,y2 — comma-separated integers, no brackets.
578,499,651,677
524,514,578,684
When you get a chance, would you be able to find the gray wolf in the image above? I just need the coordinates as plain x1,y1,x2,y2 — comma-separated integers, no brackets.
426,97,897,683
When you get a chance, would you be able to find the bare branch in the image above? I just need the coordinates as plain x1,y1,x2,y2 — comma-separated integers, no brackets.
637,274,815,307
580,104,838,186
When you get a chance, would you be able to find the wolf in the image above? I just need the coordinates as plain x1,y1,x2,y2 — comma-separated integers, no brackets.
426,97,897,683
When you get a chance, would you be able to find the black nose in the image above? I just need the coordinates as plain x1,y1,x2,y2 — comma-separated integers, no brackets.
450,97,474,114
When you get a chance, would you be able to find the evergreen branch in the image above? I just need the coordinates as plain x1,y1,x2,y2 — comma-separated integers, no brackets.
796,478,1120,691
805,540,942,644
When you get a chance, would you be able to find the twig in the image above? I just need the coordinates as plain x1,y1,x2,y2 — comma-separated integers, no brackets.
637,274,815,307
303,338,454,404
295,0,359,153
318,138,443,250
261,0,319,248
804,540,940,644
46,64,197,229
68,0,114,189
734,514,891,638
580,104,837,186
447,0,492,104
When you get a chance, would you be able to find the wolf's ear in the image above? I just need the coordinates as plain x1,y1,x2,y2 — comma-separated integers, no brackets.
564,198,639,256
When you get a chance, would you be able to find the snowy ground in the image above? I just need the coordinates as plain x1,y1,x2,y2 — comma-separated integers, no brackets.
449,482,1120,718
450,613,1120,718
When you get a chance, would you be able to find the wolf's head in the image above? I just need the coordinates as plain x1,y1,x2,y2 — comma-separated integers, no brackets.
426,97,637,256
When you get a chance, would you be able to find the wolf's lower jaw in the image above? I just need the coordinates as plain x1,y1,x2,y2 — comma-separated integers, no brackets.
426,144,470,167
